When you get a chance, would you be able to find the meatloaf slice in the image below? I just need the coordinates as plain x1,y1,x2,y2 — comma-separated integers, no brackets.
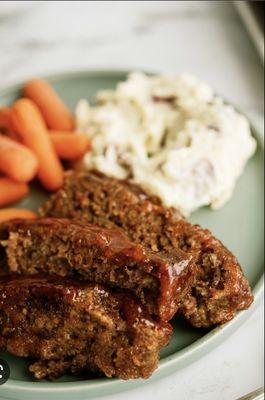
166,219,254,327
0,275,172,380
40,170,254,328
0,218,195,322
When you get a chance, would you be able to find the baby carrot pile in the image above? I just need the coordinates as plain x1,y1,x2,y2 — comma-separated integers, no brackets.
0,78,91,222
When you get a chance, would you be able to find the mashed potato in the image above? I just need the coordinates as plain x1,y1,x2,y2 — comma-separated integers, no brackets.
76,72,256,216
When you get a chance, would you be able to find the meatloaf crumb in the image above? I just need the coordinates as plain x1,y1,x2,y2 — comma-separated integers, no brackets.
0,275,172,380
39,170,254,328
0,218,195,322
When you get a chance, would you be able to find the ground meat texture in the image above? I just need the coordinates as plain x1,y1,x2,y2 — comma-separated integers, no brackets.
40,170,254,328
167,219,254,327
0,275,172,380
0,218,195,322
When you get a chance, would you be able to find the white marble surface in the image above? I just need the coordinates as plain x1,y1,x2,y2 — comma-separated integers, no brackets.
0,1,264,400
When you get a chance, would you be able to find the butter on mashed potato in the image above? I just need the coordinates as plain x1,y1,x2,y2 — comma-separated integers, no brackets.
76,72,256,216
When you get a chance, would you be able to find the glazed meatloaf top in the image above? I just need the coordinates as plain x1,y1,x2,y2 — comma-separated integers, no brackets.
40,170,254,328
0,274,172,380
0,218,195,321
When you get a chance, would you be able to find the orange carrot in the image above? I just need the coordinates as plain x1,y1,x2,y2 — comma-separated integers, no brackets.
0,208,37,223
49,131,91,160
0,134,39,183
0,108,11,131
0,107,17,139
24,79,74,131
0,178,29,207
11,99,64,191
0,108,21,141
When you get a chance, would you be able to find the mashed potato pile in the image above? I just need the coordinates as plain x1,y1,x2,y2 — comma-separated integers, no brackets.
76,72,256,216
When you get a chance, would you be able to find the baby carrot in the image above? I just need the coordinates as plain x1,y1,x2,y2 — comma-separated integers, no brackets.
0,178,29,207
0,208,37,223
24,79,74,131
49,131,91,160
0,108,20,141
0,107,11,132
11,99,64,191
0,107,17,139
0,134,39,183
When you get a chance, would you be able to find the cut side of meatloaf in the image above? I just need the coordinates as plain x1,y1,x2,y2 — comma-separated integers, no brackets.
166,219,254,327
0,275,172,380
40,170,254,328
0,218,195,322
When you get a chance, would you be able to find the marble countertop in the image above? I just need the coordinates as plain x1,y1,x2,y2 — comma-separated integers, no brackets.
0,2,264,399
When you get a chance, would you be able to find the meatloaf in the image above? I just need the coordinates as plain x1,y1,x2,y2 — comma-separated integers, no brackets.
40,170,254,328
0,218,195,321
0,275,172,380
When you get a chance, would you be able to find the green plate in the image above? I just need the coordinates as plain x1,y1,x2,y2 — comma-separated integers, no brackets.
0,70,264,400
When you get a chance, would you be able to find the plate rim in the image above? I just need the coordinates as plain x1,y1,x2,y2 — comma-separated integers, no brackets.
0,69,264,399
